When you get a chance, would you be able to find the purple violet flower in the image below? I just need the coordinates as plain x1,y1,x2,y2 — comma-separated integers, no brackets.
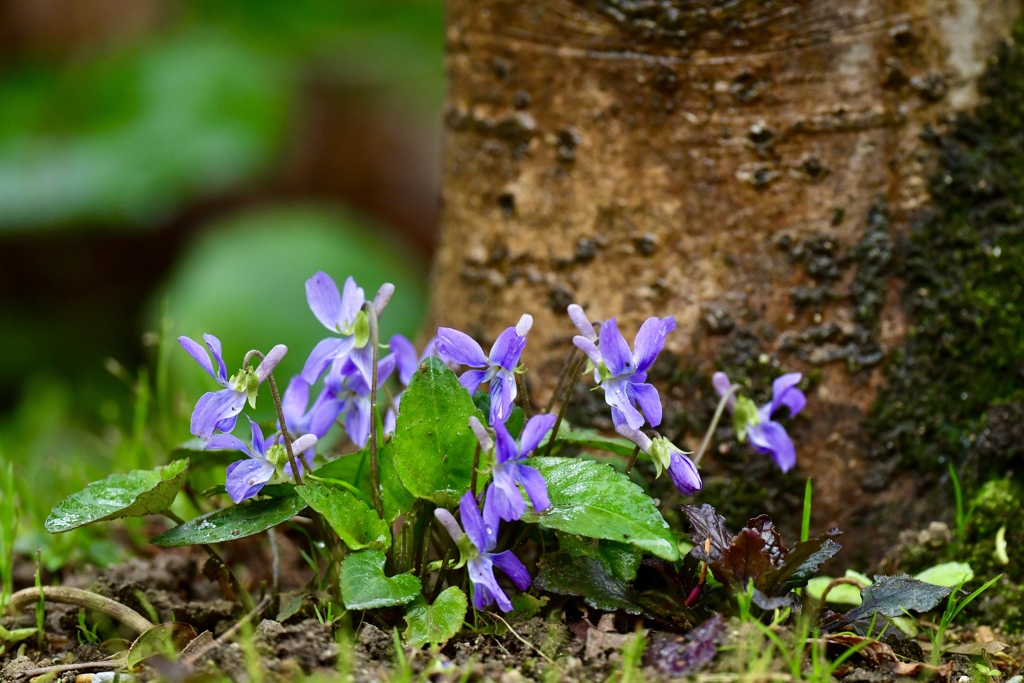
434,491,531,612
713,371,806,473
206,418,318,503
615,424,702,496
179,334,286,439
435,315,532,425
307,352,397,448
301,273,394,386
571,312,676,430
470,414,554,523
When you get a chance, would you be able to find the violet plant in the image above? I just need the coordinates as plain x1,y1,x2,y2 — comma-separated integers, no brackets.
43,270,823,652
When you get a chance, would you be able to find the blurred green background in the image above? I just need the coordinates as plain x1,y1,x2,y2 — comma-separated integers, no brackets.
0,0,442,570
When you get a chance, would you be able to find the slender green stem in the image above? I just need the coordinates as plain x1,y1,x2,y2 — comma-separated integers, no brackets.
470,443,482,497
516,372,532,420
266,371,302,486
544,354,587,457
34,549,43,649
268,527,281,603
429,548,454,602
800,478,813,543
693,384,740,466
623,445,642,475
545,348,579,413
11,586,155,635
362,303,385,519
164,511,255,612
245,349,302,486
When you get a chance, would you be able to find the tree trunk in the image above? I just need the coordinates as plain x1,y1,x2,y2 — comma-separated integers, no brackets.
431,1,1019,561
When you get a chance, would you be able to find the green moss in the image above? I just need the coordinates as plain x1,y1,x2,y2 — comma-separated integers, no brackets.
866,26,1024,483
961,479,1022,579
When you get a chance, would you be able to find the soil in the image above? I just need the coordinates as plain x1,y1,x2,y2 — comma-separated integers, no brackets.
3,546,1022,682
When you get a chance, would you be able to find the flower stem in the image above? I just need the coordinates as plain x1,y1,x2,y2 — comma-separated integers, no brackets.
515,372,532,420
470,443,481,497
693,384,740,466
624,445,642,475
545,348,579,413
245,349,303,486
544,353,587,457
362,302,385,520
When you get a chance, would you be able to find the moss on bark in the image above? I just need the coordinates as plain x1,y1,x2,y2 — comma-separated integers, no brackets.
866,26,1024,488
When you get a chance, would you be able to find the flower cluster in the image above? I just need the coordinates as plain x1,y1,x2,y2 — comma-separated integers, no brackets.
175,268,810,617
568,304,702,497
179,272,407,502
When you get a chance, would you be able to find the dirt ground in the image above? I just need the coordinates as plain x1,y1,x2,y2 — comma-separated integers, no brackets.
2,545,1021,682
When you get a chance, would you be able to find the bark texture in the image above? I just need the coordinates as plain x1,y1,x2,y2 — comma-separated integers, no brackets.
431,0,1019,558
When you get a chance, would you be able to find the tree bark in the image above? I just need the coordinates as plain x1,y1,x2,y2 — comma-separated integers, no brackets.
431,1,1019,558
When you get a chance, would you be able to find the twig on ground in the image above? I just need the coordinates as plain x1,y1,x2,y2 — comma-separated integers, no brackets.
482,611,554,664
10,586,154,635
18,659,123,679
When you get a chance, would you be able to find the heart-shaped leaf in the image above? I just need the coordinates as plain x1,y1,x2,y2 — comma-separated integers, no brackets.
340,549,421,610
46,460,190,533
404,586,468,648
296,480,391,551
391,357,485,506
150,494,306,546
520,457,678,561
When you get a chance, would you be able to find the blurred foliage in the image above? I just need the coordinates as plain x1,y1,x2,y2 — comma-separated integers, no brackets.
0,0,443,231
0,31,290,229
182,0,444,103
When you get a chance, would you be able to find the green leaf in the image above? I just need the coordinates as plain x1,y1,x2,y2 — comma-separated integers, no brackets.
520,457,678,561
541,424,637,457
557,534,643,582
392,357,485,506
45,460,190,533
150,494,306,546
915,562,974,587
296,480,391,551
314,442,415,524
806,570,871,605
838,575,953,627
403,586,468,648
378,441,418,523
340,549,421,610
535,552,653,617
0,624,37,643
